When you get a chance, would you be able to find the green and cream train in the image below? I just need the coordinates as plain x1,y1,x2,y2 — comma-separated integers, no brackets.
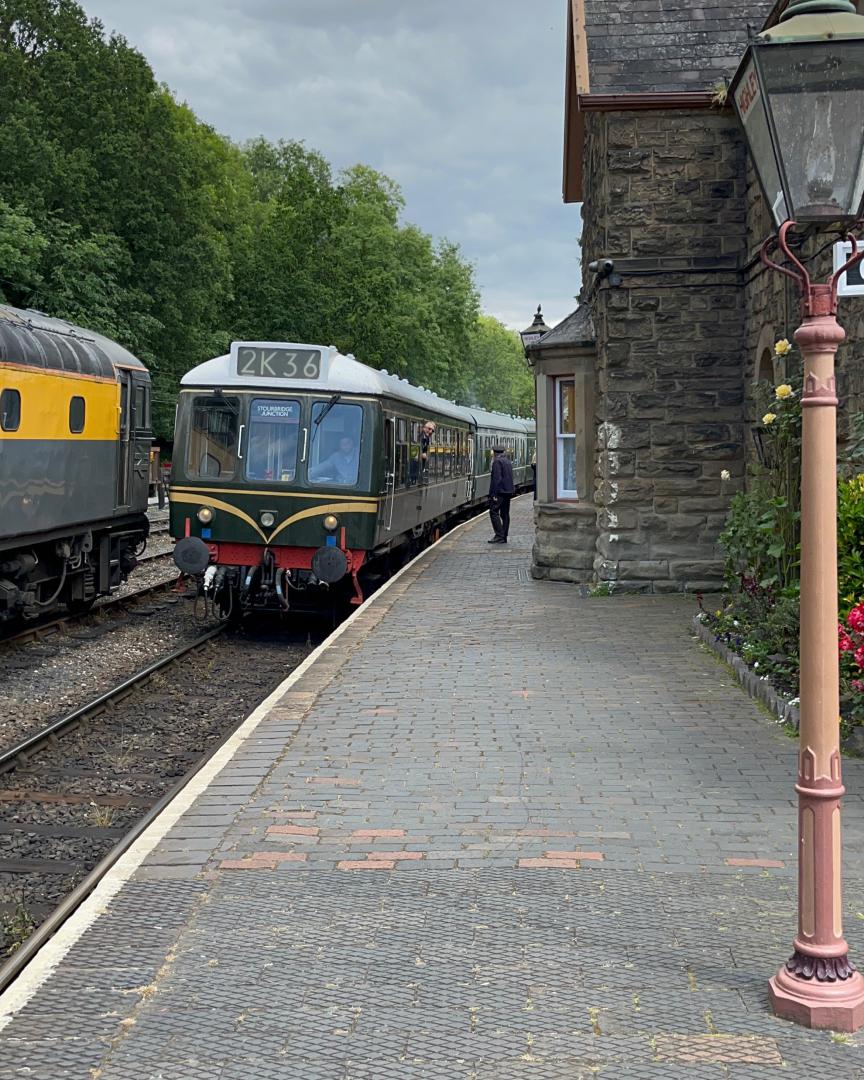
169,340,535,615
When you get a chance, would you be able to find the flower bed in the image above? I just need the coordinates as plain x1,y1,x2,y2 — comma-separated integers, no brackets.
703,336,864,755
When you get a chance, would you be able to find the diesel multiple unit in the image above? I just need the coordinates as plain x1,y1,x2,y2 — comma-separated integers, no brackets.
0,304,152,621
170,340,535,616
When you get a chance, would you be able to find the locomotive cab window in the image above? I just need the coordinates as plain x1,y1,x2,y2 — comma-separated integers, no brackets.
0,388,20,431
308,401,364,488
246,398,301,483
186,394,241,479
69,395,86,434
134,384,150,431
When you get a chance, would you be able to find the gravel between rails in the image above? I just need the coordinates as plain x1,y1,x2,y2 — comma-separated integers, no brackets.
0,623,313,955
0,590,215,755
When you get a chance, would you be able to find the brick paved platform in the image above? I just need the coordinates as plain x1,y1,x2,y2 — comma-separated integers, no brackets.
2,495,864,1078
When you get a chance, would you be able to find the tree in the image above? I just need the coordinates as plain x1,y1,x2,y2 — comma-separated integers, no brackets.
0,0,530,434
461,315,535,417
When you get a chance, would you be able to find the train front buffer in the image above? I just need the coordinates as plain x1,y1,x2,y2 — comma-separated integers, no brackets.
170,496,375,614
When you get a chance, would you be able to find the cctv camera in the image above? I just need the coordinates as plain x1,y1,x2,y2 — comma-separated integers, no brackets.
588,259,615,274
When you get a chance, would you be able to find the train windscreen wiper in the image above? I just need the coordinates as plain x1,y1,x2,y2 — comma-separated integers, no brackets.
311,393,341,444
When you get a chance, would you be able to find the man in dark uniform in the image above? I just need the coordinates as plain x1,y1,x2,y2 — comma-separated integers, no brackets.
488,446,515,544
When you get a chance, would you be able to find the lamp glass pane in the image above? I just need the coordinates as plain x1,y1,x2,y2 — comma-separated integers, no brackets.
760,41,864,221
733,57,789,226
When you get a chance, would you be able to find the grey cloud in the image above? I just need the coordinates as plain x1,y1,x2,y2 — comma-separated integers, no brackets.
87,0,581,327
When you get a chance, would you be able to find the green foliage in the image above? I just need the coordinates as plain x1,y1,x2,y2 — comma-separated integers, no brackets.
2,897,35,956
719,482,800,592
838,474,864,614
719,378,801,593
0,3,531,438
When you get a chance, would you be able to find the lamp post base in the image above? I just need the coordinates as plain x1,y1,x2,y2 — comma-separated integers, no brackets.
769,965,864,1032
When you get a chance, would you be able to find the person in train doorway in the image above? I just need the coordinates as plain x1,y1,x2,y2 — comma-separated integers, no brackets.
488,445,515,544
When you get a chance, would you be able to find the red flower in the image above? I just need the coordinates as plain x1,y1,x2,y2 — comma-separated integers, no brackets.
854,644,864,668
839,626,855,653
847,603,864,632
852,680,864,693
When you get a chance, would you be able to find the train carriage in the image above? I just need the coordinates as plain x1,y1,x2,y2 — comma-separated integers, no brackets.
169,340,534,616
0,304,152,621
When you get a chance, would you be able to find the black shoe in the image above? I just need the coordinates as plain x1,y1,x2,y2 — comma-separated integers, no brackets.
488,537,505,544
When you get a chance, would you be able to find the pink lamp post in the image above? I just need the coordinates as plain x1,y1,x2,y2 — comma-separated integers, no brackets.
730,0,864,1031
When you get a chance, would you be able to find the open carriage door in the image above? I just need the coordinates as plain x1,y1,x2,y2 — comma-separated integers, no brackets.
116,372,133,508
116,371,151,510
384,415,396,531
131,372,152,508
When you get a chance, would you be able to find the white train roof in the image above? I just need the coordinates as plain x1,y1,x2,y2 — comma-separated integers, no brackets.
181,342,535,434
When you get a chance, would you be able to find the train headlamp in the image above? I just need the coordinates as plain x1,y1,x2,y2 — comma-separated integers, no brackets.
260,511,276,528
323,514,339,533
196,506,214,524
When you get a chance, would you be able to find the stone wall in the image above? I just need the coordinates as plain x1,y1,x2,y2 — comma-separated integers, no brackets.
581,109,749,592
532,503,597,583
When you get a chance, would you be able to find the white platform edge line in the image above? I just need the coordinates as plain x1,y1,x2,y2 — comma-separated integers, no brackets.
0,506,492,1026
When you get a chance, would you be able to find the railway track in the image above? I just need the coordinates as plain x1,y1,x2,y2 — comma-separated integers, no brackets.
0,620,312,987
0,551,179,650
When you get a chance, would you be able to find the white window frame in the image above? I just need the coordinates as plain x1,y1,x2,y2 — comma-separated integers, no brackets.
555,377,579,500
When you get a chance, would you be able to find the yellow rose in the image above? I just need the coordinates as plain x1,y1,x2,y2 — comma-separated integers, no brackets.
763,412,777,426
774,339,792,356
775,384,793,400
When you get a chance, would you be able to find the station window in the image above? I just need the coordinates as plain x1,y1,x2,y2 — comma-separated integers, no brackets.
0,388,21,432
69,395,86,434
556,378,579,499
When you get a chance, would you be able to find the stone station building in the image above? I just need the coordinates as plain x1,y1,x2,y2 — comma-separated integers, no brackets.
528,0,864,592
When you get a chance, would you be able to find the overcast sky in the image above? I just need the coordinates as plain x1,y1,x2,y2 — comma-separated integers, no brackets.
85,0,582,331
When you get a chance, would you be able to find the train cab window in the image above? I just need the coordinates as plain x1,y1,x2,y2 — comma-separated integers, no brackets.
134,384,150,431
1,388,20,432
308,401,364,488
246,398,301,483
69,396,86,433
187,395,240,479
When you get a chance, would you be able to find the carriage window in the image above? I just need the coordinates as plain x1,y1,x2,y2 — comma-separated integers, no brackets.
308,401,363,488
246,399,301,483
69,396,86,434
187,395,240,479
1,388,21,432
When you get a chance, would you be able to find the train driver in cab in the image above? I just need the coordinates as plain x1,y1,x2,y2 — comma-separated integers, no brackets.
309,435,360,486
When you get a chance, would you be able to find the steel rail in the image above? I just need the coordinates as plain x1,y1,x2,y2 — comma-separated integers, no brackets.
0,641,229,996
0,624,225,775
0,572,183,649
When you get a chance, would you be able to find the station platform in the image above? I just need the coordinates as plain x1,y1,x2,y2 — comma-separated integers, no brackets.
2,494,864,1078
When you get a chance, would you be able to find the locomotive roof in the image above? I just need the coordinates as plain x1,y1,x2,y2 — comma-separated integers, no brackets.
0,304,147,379
182,344,534,434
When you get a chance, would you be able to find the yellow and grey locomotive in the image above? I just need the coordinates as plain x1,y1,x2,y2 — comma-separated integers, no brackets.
170,340,534,616
0,305,152,621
